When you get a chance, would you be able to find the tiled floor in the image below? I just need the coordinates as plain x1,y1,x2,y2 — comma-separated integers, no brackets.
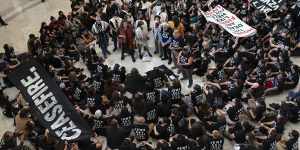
0,0,299,149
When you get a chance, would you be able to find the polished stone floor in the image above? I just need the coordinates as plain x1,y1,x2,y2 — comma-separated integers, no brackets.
0,0,299,149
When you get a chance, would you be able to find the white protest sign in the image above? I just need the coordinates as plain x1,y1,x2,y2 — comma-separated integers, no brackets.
201,5,257,37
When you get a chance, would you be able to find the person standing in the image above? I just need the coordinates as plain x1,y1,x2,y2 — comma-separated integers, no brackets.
0,16,7,26
92,16,111,58
153,15,161,54
135,20,152,59
118,20,136,62
109,14,122,51
177,46,194,88
159,23,172,60
27,34,41,57
169,30,184,66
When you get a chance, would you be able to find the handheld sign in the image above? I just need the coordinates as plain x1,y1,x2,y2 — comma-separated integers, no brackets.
8,60,92,141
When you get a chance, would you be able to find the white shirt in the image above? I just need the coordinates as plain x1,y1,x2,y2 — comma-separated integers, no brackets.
109,16,123,30
135,20,148,34
92,21,109,34
160,12,168,23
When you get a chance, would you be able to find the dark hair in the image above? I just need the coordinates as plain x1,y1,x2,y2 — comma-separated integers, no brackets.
291,130,299,138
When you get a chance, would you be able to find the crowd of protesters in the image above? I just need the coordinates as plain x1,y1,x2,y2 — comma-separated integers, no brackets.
0,0,300,149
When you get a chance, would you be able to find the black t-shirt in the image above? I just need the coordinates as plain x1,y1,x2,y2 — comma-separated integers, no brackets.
132,124,149,141
147,69,166,89
144,89,159,104
168,87,182,104
91,79,103,93
144,102,158,123
262,136,276,150
86,95,100,108
208,137,224,150
118,111,133,128
113,99,126,113
171,138,193,150
73,86,87,102
178,52,192,69
286,138,298,150
191,91,206,107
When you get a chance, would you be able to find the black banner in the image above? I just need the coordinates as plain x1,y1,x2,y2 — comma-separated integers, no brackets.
252,0,283,13
8,60,91,141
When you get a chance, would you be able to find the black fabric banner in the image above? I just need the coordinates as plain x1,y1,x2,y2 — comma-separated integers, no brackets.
252,0,284,13
8,60,91,141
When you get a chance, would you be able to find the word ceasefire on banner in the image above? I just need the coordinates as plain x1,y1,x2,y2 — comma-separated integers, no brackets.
9,61,92,141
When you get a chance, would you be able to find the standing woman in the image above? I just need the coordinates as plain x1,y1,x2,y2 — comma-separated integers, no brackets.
118,20,136,62
135,20,152,59
177,46,194,88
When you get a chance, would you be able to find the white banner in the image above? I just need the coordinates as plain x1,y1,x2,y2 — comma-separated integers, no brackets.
201,5,256,37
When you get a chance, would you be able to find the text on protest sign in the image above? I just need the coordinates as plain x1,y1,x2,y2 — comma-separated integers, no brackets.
201,5,256,37
8,61,92,141
252,0,283,13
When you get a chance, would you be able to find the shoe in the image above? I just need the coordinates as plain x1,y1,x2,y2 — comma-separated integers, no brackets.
133,59,136,62
149,53,153,57
121,57,124,60
113,48,117,52
171,66,176,69
168,60,172,65
107,51,111,55
154,51,158,54
139,55,143,59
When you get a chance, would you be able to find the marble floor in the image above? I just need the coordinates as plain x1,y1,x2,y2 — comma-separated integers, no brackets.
0,0,299,149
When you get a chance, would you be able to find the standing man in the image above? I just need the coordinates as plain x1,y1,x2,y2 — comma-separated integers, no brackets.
135,20,152,59
109,14,122,52
153,15,161,54
0,16,7,26
159,23,172,61
92,17,111,58
177,46,193,88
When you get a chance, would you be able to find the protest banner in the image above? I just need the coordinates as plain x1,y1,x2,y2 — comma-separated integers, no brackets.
9,60,92,141
201,5,256,37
